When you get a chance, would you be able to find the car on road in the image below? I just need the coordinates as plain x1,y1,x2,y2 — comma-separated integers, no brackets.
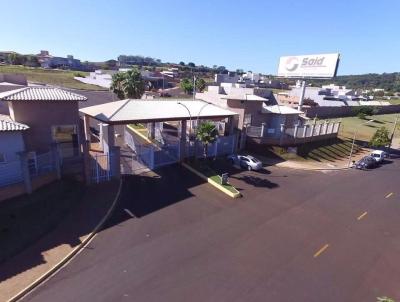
227,154,262,171
370,150,388,163
354,155,379,170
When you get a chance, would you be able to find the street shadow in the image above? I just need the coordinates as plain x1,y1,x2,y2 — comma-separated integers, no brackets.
0,180,117,284
230,174,279,189
104,164,204,223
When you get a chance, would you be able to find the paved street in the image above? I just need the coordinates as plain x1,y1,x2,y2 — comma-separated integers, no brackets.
24,159,400,302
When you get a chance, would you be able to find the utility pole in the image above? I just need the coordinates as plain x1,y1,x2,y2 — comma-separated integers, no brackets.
193,75,196,101
388,115,399,152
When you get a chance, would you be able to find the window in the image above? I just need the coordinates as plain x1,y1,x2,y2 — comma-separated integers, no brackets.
0,153,6,164
244,114,252,125
51,125,77,143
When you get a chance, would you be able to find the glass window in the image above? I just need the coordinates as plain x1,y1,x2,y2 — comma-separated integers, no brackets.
0,153,6,164
51,125,77,143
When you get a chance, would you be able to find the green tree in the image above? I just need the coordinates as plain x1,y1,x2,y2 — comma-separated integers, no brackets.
195,78,206,92
23,55,39,67
179,61,185,66
187,62,196,68
110,72,126,100
180,78,193,94
369,127,390,148
123,69,145,99
8,53,21,65
196,121,218,158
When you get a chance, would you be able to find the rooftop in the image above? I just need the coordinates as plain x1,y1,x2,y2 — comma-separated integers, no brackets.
0,114,29,131
262,104,303,115
0,87,88,102
80,99,238,124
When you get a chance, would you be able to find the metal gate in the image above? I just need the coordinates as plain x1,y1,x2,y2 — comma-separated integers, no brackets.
90,153,113,183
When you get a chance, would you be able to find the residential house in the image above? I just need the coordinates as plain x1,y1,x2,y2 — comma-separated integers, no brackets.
197,82,343,149
0,87,87,154
0,115,29,188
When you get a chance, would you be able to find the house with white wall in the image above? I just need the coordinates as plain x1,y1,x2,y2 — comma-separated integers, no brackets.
0,115,29,186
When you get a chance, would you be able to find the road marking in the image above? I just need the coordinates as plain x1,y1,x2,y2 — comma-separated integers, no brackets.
357,211,368,221
313,244,330,258
124,208,135,218
385,192,394,198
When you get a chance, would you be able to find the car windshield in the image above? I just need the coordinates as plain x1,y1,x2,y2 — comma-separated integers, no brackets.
372,154,380,157
247,156,259,163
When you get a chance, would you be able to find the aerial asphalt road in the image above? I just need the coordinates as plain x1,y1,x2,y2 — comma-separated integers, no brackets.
24,158,400,302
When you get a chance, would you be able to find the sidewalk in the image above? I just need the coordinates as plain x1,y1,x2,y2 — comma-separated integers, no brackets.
0,180,120,302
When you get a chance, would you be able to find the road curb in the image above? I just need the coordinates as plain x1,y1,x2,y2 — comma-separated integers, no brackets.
181,162,241,198
7,179,123,302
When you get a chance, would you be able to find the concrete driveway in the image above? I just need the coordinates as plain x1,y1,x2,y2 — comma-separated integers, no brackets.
23,160,400,302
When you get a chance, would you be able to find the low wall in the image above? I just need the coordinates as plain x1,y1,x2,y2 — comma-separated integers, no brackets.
304,105,400,118
0,172,58,203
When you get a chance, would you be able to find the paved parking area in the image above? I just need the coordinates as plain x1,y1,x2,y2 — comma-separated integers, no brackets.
24,159,400,302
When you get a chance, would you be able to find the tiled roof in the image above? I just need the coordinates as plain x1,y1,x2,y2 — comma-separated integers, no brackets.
0,87,87,102
0,115,29,131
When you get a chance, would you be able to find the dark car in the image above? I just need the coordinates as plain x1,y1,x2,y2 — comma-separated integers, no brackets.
355,156,378,170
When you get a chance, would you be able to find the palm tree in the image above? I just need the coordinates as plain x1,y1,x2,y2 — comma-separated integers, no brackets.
110,72,126,100
123,69,145,99
196,121,218,159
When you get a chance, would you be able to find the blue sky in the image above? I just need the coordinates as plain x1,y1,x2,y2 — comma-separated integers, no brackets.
2,0,399,75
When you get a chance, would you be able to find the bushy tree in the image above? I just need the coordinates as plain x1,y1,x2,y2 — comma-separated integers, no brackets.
110,72,126,99
369,127,390,148
196,121,218,158
195,78,206,92
110,68,145,100
180,78,193,94
123,69,145,99
187,62,196,68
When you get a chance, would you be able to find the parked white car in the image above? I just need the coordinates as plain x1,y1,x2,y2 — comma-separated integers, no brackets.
227,154,262,171
370,150,388,163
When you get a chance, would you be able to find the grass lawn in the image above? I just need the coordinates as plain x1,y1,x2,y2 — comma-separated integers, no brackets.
188,159,240,194
264,139,364,163
388,98,400,105
0,65,106,90
325,113,400,142
0,179,85,263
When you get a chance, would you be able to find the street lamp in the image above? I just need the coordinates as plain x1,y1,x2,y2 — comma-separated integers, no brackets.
177,102,193,137
348,119,374,167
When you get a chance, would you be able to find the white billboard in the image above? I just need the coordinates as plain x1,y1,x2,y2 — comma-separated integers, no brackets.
277,53,340,78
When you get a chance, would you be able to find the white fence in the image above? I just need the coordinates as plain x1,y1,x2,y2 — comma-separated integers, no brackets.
125,126,236,171
247,122,341,141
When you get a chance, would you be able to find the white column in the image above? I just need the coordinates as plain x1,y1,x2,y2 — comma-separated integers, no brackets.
303,125,308,138
293,123,299,138
261,122,266,137
83,114,90,141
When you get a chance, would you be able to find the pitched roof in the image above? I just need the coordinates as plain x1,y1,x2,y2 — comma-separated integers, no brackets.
0,87,87,102
262,104,303,115
79,99,238,124
0,114,29,131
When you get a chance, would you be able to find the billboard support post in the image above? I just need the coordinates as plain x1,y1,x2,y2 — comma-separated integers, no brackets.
298,80,306,111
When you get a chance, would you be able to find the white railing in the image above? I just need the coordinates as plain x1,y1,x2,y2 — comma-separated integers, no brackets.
246,122,341,140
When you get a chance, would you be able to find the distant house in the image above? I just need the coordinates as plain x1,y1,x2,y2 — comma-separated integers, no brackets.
0,87,87,154
37,50,83,70
197,83,342,148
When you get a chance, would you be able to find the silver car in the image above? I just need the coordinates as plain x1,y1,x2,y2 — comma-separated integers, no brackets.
227,154,262,171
